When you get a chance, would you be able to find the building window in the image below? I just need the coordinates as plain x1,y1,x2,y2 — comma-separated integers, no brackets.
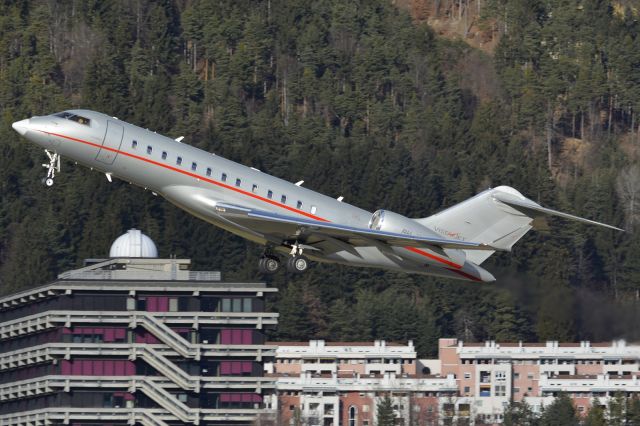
252,184,258,193
296,200,303,209
267,190,273,199
206,168,212,177
495,385,506,396
235,178,241,187
191,162,197,171
514,373,520,379
222,173,227,182
161,151,167,160
464,386,470,393
349,406,357,426
221,297,253,312
132,140,138,149
176,156,182,165
464,372,471,379
281,195,287,204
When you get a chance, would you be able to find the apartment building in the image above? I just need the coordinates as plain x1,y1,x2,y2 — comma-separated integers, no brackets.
264,340,458,426
440,338,640,423
266,338,640,425
0,231,279,426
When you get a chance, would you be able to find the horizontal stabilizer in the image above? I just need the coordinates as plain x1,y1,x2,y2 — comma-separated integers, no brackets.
493,193,624,232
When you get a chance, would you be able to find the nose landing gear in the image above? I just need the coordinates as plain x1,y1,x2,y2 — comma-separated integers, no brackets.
41,150,60,187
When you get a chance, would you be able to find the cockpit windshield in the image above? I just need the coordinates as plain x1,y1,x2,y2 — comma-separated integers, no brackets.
54,112,91,126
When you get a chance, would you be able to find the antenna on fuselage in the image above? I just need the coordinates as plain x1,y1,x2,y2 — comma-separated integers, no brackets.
175,136,184,142
295,180,304,186
337,196,344,202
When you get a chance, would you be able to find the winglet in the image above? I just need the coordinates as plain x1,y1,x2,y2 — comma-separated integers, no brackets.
493,193,624,232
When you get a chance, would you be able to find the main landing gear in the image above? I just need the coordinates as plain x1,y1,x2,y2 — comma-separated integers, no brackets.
258,255,281,275
41,150,60,187
286,243,309,274
257,243,310,275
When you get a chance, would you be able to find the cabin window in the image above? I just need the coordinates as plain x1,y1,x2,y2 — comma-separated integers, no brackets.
297,201,303,209
147,146,152,155
235,178,242,187
311,205,317,214
267,190,273,199
206,168,212,177
176,156,182,165
161,151,167,160
132,140,138,149
252,184,258,193
281,195,287,204
191,162,197,171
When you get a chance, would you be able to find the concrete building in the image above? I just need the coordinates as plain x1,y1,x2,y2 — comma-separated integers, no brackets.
266,338,640,425
0,230,278,426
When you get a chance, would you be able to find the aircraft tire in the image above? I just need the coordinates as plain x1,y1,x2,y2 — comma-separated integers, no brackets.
286,255,309,274
259,256,280,274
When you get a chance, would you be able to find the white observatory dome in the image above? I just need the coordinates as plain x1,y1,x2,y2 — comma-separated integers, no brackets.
109,229,158,258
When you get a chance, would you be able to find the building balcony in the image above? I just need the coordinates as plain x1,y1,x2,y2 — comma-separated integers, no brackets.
0,406,277,426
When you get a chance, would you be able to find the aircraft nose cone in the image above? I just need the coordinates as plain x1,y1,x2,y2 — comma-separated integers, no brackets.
12,119,30,136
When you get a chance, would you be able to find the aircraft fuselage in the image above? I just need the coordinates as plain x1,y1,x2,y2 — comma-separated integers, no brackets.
12,110,496,282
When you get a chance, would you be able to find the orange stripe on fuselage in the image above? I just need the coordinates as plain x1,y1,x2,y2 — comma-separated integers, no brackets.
41,129,472,274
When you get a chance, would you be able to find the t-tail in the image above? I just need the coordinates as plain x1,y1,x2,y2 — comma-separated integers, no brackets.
416,186,623,265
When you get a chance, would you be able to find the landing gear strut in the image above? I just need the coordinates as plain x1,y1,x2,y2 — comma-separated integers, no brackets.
41,150,60,187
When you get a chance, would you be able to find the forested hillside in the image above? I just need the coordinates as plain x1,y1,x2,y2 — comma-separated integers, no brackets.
1,0,639,355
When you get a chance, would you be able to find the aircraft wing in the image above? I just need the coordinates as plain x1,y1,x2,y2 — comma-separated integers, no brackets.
213,203,498,251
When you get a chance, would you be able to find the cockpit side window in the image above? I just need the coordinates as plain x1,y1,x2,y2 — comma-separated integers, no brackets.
68,115,91,126
54,112,91,126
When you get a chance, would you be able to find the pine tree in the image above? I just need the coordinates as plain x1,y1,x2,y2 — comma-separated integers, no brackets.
376,395,396,426
540,393,578,426
584,399,606,426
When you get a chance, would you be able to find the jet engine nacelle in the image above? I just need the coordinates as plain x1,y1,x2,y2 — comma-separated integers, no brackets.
368,209,466,267
369,209,437,237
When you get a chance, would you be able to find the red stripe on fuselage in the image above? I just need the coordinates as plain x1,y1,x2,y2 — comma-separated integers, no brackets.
405,246,462,270
446,267,483,282
41,129,474,276
40,130,329,222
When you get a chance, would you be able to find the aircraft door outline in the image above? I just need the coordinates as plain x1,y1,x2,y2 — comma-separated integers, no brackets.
95,120,124,165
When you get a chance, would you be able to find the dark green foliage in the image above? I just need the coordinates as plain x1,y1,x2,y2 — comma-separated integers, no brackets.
584,399,606,426
540,393,578,426
504,399,538,426
376,395,396,426
0,0,639,357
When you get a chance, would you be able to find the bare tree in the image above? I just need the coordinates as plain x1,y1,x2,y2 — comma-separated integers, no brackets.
616,165,640,232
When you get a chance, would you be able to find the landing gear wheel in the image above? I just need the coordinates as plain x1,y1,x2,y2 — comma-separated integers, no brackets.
44,178,54,187
258,256,281,274
286,255,309,274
